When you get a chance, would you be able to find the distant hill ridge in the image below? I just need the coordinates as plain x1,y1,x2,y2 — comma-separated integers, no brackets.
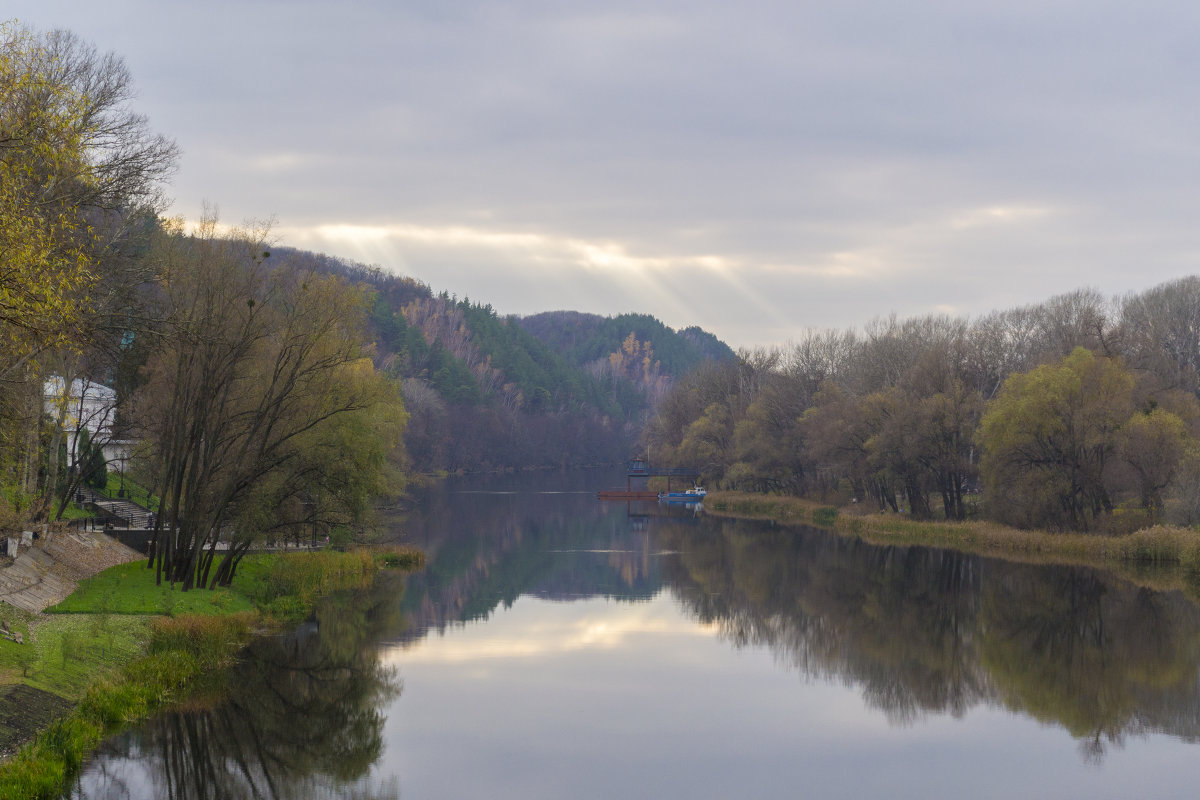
268,246,735,472
517,310,736,376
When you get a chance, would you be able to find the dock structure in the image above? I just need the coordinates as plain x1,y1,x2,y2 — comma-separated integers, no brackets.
597,458,702,500
597,489,659,500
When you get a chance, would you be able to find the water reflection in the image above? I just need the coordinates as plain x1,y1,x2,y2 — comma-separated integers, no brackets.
982,564,1200,761
390,470,677,642
393,473,1200,759
72,471,1200,799
657,520,1200,758
72,574,408,800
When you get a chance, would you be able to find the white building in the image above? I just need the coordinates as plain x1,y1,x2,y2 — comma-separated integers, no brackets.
43,377,132,468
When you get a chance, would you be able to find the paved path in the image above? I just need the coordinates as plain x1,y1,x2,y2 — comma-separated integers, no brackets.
0,530,141,613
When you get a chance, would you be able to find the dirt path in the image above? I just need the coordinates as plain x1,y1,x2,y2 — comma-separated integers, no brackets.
0,684,73,759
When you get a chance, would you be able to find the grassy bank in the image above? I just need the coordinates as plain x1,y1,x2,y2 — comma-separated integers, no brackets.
0,547,417,799
46,561,256,617
706,491,1200,575
0,612,255,799
0,609,150,704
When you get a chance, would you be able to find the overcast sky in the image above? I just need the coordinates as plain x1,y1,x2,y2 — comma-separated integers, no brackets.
11,1,1200,347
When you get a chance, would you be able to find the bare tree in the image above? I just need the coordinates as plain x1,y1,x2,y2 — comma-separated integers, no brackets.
1118,276,1200,395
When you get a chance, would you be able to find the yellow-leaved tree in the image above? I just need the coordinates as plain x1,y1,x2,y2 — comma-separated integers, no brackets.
978,348,1134,531
0,22,176,520
0,22,91,374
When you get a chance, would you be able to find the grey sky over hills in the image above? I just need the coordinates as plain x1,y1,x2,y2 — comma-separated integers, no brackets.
12,1,1200,347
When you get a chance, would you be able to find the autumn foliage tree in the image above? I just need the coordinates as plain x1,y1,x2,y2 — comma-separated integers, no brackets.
0,24,94,370
1117,408,1190,518
0,23,176,522
977,349,1134,531
0,22,175,365
135,216,406,590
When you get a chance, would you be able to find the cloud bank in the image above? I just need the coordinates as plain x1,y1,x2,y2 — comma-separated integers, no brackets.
15,0,1200,345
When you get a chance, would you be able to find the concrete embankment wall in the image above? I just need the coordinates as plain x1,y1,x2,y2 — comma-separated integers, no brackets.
0,531,140,613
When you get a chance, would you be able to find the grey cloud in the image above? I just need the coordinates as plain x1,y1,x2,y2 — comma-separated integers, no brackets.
12,0,1200,345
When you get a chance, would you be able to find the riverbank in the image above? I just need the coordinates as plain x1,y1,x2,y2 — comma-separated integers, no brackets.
705,491,1200,583
0,546,422,800
0,530,142,613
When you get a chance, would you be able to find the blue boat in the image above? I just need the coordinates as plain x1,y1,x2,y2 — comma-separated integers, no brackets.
659,486,707,502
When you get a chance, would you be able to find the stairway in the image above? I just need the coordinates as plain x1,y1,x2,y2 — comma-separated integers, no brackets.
77,487,153,529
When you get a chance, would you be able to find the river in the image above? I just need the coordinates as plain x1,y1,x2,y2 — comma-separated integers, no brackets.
70,469,1200,799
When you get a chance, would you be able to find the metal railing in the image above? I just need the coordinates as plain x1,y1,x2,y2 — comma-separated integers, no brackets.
625,462,700,477
75,486,154,530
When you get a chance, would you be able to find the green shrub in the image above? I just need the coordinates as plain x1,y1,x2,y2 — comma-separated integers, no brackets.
812,507,838,526
375,547,425,570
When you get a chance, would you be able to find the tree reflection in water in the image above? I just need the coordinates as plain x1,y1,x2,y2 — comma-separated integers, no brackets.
396,473,1200,763
74,475,1200,793
74,574,407,800
981,565,1200,762
658,518,1200,759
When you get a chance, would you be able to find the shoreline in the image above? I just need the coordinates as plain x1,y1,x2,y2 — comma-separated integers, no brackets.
0,547,421,800
705,491,1200,595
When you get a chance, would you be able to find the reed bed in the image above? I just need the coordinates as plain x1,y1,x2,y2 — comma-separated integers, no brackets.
706,491,1200,571
373,545,426,570
236,549,377,623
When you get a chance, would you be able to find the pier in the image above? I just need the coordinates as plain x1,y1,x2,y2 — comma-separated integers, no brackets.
596,457,701,500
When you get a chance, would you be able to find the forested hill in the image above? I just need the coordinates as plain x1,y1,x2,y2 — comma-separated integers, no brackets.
271,247,734,473
517,311,736,375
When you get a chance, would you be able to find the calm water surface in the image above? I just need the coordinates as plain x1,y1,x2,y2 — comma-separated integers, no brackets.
72,470,1200,798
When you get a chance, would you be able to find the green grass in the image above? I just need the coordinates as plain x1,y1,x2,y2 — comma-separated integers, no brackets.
0,547,414,798
102,473,160,512
55,502,95,521
0,611,151,701
46,550,394,620
0,613,254,800
44,561,255,617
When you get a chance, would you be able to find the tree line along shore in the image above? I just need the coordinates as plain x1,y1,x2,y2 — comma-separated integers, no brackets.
647,286,1200,539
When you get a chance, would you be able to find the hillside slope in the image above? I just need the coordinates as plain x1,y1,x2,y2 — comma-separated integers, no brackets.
272,247,734,472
